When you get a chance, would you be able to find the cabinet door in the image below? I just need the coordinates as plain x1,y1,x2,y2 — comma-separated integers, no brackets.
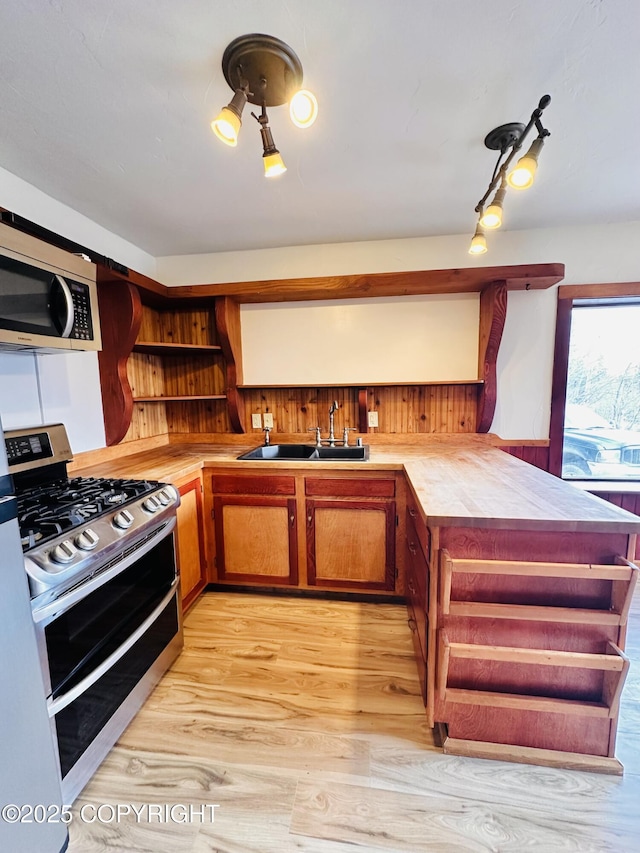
214,495,298,585
306,498,396,591
176,478,207,611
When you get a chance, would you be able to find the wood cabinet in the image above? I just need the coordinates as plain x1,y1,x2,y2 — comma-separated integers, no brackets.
97,278,244,444
405,501,430,702
211,474,298,586
207,470,401,595
175,476,207,611
305,477,396,591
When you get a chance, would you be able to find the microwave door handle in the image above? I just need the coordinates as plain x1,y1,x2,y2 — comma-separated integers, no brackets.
52,274,74,338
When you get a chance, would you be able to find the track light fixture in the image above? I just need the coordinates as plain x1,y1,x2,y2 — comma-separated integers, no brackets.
469,95,551,254
211,34,318,176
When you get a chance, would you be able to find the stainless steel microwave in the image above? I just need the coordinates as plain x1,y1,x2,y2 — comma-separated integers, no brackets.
0,223,101,353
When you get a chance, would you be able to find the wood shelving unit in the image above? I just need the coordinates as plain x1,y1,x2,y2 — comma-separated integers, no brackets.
97,278,245,444
434,549,638,771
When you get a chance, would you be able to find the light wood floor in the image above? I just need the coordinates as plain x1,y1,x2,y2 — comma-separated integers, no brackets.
68,589,640,852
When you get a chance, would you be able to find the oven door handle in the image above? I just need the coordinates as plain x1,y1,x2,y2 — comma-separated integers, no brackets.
47,580,179,717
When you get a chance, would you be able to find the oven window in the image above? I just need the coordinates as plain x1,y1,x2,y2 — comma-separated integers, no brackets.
46,533,176,697
54,596,179,779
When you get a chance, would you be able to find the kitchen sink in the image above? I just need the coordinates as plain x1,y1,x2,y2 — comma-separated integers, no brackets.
236,444,369,461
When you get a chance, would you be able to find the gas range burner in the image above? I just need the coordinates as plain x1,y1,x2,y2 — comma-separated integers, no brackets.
17,476,160,552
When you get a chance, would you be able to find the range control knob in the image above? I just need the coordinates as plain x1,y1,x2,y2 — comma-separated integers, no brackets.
50,540,77,564
75,528,99,551
113,509,134,529
142,495,161,513
157,487,175,506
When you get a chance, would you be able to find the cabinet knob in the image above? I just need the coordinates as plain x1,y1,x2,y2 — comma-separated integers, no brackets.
290,513,295,526
407,617,417,633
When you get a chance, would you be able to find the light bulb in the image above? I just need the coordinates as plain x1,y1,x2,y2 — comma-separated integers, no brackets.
480,206,502,229
264,151,287,177
479,185,506,229
211,108,241,146
289,89,318,128
468,223,487,255
210,89,247,147
507,137,544,190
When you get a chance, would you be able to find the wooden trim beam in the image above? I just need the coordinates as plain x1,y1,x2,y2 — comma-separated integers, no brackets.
169,264,564,304
559,281,640,300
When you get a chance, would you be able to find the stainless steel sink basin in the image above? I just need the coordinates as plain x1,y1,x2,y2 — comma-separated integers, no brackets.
236,444,369,461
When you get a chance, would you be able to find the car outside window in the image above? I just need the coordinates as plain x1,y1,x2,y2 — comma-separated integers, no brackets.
562,303,640,481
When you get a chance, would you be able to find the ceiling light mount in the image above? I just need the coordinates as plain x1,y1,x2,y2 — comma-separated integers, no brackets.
221,34,303,106
483,122,525,152
212,34,317,175
469,95,551,255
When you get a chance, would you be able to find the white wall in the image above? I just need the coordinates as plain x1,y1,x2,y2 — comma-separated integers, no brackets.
0,166,157,452
157,221,640,439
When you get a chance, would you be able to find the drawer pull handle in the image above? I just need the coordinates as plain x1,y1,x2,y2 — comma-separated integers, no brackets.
409,508,417,518
408,579,416,595
407,617,417,633
290,513,295,526
408,541,417,556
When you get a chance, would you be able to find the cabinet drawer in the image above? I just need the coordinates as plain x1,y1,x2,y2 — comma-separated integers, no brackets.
406,498,429,559
305,477,395,498
211,474,295,496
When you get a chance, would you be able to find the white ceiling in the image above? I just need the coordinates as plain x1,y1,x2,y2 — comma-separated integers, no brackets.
0,0,638,258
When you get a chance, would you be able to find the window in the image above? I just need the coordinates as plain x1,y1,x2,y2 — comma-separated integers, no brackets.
562,301,640,481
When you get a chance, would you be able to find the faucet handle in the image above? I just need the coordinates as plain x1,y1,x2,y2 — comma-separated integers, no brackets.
262,426,272,446
342,427,357,446
308,426,322,446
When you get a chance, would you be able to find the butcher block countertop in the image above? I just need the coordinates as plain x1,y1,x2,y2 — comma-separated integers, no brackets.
69,434,640,534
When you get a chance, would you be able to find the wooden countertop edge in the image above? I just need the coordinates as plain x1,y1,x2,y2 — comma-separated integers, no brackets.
69,438,640,534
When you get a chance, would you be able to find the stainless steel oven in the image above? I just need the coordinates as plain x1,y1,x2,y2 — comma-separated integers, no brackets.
7,423,183,803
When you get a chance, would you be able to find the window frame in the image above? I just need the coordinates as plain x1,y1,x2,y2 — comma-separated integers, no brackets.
549,281,640,480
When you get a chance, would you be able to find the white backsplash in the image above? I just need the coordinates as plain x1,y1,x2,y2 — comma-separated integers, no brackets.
0,350,105,453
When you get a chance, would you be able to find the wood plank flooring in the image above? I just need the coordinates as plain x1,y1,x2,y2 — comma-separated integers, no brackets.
68,590,640,852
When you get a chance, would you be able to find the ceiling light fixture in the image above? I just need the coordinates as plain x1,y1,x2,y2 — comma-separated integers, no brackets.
211,34,318,176
469,95,551,255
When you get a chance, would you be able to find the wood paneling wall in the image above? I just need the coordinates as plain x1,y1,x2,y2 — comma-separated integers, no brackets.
590,490,640,560
138,306,219,346
120,382,480,441
500,445,550,472
241,384,478,435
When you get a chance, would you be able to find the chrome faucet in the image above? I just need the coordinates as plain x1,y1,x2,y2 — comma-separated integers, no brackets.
328,400,339,447
308,401,358,447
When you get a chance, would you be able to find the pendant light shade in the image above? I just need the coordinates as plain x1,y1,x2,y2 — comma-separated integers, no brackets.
264,151,287,177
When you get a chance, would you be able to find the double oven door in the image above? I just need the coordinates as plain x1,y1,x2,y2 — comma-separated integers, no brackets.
31,519,183,803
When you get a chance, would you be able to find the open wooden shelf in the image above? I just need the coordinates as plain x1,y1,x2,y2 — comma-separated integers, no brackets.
438,634,629,720
133,341,222,355
133,395,227,402
440,552,638,626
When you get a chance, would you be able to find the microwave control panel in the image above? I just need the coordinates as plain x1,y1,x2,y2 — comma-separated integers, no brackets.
69,281,94,341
